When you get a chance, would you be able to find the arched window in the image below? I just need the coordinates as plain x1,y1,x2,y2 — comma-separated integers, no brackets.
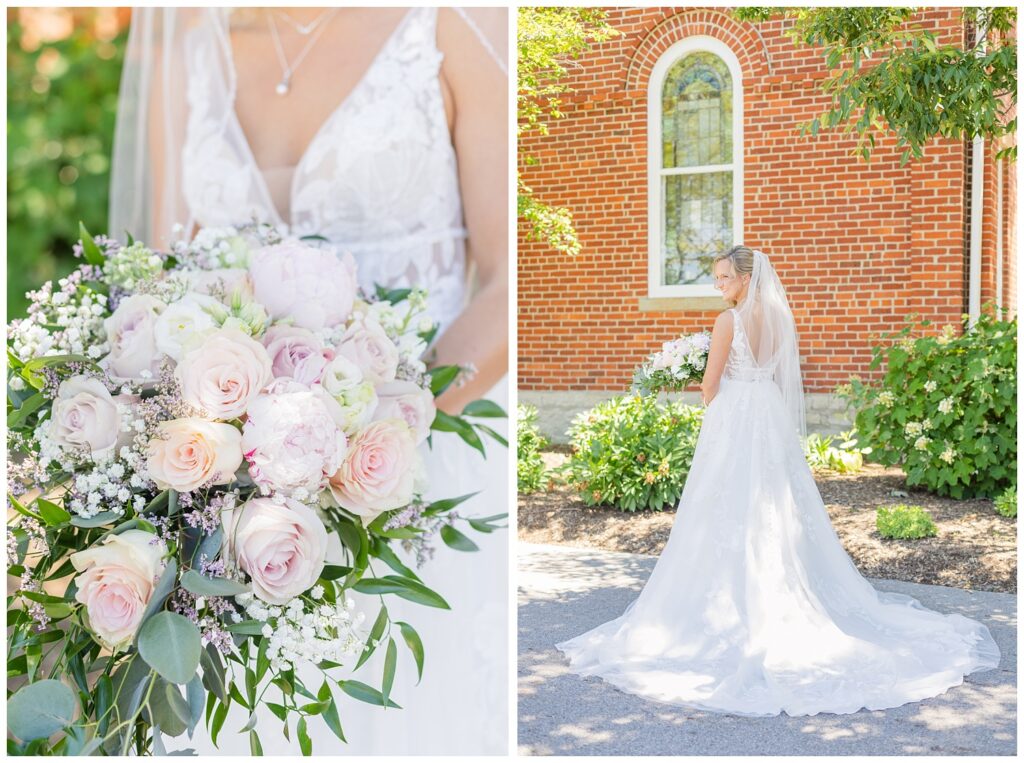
648,37,743,299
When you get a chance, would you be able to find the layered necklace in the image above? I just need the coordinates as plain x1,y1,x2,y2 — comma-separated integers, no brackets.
267,8,340,96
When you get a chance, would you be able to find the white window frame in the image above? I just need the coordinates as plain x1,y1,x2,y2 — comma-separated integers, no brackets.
648,36,744,299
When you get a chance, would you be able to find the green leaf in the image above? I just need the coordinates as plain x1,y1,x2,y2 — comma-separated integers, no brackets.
356,605,389,670
440,524,480,552
428,365,460,396
6,391,46,429
137,558,178,629
249,730,263,755
138,611,202,685
211,701,228,748
7,679,77,741
339,680,402,709
200,644,227,703
396,621,425,683
180,569,249,597
79,222,106,266
352,575,450,609
382,637,398,707
318,564,353,581
297,716,312,756
321,697,346,743
35,498,71,526
227,620,268,636
421,491,479,515
460,399,507,418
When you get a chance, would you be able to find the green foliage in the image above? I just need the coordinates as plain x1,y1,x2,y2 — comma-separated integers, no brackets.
839,307,1016,499
994,486,1017,518
875,504,938,539
803,428,870,473
517,7,618,255
564,395,704,512
7,15,127,319
517,403,549,493
732,7,1017,164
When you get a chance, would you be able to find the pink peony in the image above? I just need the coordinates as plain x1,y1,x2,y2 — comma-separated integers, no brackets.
262,325,332,386
248,242,357,330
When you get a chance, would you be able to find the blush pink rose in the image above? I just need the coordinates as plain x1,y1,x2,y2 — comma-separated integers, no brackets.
336,318,399,384
241,379,347,498
248,242,357,330
328,418,417,520
224,496,328,605
373,381,436,445
262,326,332,386
146,417,244,492
102,294,167,383
71,530,166,649
175,328,273,419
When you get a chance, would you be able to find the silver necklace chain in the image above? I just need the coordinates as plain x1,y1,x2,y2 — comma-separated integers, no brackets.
273,8,334,36
267,8,339,96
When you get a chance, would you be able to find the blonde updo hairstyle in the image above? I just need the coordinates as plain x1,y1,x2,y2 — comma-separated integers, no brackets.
713,245,755,307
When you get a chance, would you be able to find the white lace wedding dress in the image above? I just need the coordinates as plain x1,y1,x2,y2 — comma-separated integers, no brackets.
167,7,507,754
557,307,1000,717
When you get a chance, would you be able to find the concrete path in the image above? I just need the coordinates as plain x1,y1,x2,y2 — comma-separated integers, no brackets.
518,543,1017,756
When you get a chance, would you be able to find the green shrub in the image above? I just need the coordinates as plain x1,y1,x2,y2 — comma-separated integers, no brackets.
876,504,938,539
517,404,548,493
839,308,1016,499
803,428,869,473
564,395,704,512
994,487,1017,518
7,15,126,319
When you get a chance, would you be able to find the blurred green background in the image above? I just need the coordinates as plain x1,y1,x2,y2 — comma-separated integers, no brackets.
6,8,129,319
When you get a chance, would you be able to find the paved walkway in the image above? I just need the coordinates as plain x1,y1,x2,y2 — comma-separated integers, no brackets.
518,543,1017,756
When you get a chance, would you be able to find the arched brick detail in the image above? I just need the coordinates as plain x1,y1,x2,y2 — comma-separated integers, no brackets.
624,9,768,93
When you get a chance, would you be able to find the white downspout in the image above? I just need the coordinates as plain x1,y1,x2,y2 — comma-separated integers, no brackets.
995,159,1004,310
969,136,983,324
968,15,986,325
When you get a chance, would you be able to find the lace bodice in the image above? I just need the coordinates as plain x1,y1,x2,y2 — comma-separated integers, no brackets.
181,8,467,329
723,308,774,382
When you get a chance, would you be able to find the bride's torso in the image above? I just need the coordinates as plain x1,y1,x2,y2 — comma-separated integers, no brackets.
180,7,467,329
723,307,774,382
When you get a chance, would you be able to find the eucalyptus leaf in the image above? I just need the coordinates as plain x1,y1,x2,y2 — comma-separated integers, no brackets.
70,511,120,528
7,679,77,741
138,611,202,685
186,675,204,737
137,558,178,631
180,569,248,597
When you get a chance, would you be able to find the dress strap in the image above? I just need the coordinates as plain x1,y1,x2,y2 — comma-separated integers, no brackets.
450,8,508,76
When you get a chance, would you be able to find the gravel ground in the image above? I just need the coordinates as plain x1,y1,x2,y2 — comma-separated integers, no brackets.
519,451,1017,593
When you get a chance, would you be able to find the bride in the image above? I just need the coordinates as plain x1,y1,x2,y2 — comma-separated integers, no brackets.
109,7,508,754
557,246,1000,716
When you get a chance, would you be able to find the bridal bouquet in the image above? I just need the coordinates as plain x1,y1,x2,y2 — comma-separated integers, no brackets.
6,223,506,755
631,331,711,396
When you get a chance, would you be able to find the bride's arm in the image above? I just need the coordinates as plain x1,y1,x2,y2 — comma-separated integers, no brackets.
431,8,509,415
700,310,733,405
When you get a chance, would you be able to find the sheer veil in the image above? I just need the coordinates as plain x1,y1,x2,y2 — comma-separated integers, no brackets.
734,250,806,439
108,7,508,251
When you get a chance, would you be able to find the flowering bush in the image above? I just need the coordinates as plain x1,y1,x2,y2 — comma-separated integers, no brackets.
839,309,1016,499
564,395,704,512
6,224,506,755
632,331,711,396
875,504,938,540
517,404,548,493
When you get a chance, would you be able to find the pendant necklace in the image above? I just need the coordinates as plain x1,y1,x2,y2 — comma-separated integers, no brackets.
268,8,339,96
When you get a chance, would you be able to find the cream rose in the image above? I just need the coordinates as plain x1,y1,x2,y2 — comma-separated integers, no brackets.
224,496,328,605
373,381,436,445
320,355,379,434
175,328,273,419
102,294,167,383
248,242,357,330
328,418,418,520
147,417,243,492
46,375,125,459
336,318,399,384
71,530,166,649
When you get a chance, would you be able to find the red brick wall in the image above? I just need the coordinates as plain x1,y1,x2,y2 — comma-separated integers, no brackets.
518,7,1016,393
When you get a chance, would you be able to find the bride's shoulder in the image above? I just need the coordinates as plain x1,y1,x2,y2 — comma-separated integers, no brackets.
712,308,735,337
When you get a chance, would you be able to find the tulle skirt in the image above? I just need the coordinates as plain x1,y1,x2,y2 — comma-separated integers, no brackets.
556,377,1000,716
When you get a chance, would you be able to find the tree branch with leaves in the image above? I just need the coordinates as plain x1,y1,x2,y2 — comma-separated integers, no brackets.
517,7,618,256
733,6,1017,164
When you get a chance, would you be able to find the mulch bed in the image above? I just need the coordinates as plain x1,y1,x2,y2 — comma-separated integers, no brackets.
519,450,1017,593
